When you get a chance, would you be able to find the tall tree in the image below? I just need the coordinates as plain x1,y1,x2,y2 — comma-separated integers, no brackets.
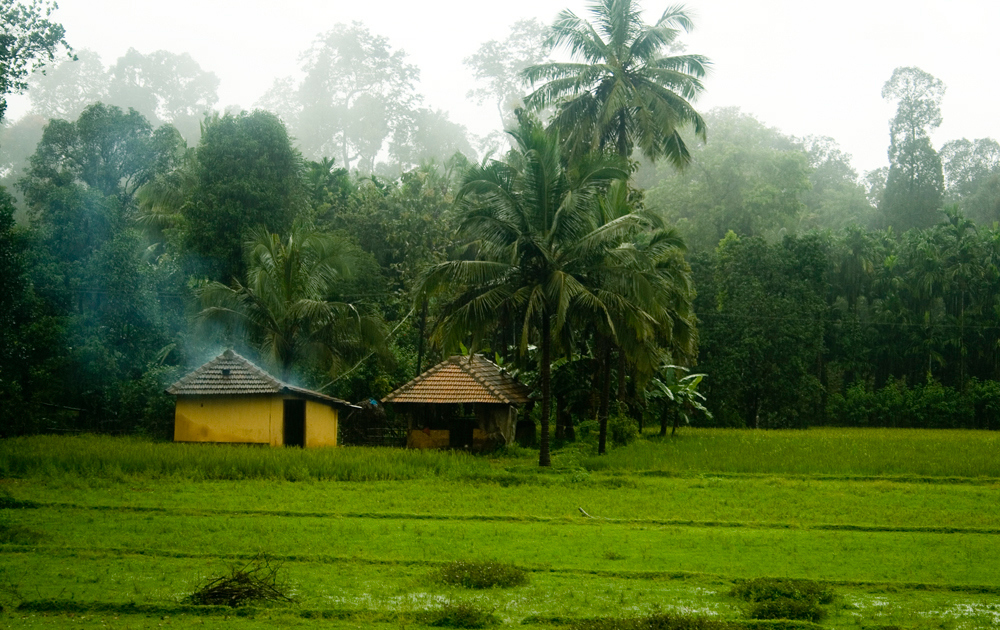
464,19,550,125
27,48,107,120
940,137,1000,204
181,110,305,283
261,22,420,173
418,114,629,466
522,0,709,166
106,48,220,142
879,67,945,231
0,0,72,121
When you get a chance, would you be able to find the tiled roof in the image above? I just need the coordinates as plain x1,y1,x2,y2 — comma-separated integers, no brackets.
382,355,532,404
167,349,357,409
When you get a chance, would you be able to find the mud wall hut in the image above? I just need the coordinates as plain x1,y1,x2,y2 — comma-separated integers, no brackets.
382,355,532,450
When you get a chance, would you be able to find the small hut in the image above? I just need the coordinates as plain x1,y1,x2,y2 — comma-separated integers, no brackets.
167,349,356,447
382,355,532,450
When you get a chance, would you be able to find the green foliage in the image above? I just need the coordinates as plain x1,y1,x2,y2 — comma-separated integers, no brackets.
195,224,386,382
607,412,639,447
436,560,529,589
523,0,708,165
694,233,827,428
826,378,1000,430
0,0,72,121
183,110,305,283
646,109,812,250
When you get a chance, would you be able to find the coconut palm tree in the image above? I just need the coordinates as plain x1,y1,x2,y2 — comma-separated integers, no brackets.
585,179,697,452
418,113,636,466
522,0,709,166
196,225,385,382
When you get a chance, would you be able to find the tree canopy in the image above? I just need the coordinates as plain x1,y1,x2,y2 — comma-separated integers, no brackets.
0,0,72,121
523,0,709,165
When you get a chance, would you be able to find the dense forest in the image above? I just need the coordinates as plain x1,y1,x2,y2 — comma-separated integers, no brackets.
3,0,1000,462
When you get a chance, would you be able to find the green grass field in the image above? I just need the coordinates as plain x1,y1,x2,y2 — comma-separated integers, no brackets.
2,428,999,629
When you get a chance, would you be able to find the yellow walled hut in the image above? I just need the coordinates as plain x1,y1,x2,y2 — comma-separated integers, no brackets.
382,355,532,450
167,349,357,447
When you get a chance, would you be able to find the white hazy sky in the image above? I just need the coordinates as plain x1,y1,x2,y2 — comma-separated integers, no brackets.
7,0,1000,174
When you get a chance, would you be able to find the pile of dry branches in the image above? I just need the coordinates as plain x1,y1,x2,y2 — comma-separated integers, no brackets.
188,554,297,607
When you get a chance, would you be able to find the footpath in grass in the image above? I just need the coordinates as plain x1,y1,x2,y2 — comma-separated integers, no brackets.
2,429,1000,629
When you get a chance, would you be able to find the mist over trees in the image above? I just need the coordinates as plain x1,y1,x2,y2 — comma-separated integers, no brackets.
257,22,474,175
3,0,1000,447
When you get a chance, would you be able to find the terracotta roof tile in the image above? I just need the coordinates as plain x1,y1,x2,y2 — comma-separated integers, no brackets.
382,355,532,404
167,349,357,409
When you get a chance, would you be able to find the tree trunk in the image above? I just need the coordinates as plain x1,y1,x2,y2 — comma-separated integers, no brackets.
539,315,551,467
415,300,428,378
554,391,566,441
617,347,626,405
597,339,612,455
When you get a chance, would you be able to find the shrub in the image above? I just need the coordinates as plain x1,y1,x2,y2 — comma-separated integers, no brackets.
437,560,529,589
745,599,825,622
608,413,639,447
730,577,834,622
730,578,834,605
419,602,499,628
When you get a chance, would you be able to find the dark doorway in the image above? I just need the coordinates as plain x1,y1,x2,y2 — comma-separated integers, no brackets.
449,404,475,449
283,399,305,447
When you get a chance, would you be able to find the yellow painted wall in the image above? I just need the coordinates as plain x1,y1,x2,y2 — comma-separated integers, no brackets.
174,395,340,447
174,395,282,445
305,400,338,448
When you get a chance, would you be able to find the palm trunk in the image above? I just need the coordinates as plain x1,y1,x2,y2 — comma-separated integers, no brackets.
554,391,565,441
617,347,626,404
415,300,428,378
597,339,612,454
539,315,551,467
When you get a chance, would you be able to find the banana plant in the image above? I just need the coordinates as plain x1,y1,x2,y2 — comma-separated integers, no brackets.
646,364,710,436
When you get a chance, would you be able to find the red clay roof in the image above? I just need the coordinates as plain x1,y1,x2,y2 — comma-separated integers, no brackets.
382,355,532,405
167,349,357,409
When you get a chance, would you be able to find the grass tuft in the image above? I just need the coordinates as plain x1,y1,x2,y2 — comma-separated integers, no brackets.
731,578,834,622
418,601,500,628
437,560,529,589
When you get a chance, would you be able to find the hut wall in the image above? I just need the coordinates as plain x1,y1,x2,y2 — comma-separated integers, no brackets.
407,429,450,449
304,400,339,448
174,395,283,445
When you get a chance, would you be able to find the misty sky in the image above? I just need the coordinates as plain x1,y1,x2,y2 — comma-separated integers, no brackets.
8,0,999,174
